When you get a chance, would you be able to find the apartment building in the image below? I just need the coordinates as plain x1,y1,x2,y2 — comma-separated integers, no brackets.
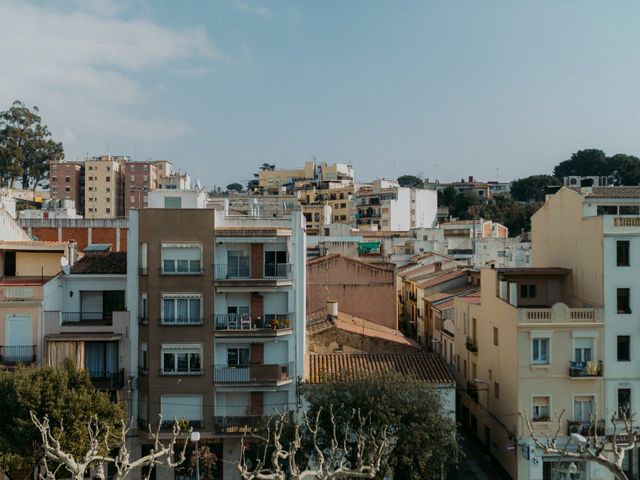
298,183,355,226
49,161,84,212
124,161,158,215
454,268,606,480
532,186,640,478
128,203,306,480
42,247,130,402
258,161,353,190
84,155,126,219
0,240,73,369
355,179,438,231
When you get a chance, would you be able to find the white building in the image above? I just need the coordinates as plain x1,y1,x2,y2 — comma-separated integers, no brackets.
147,189,207,209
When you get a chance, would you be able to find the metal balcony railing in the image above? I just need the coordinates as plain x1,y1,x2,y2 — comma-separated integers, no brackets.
0,345,36,364
465,337,478,353
567,419,605,436
569,361,603,377
214,314,293,331
160,265,204,276
61,311,107,323
159,367,204,376
214,416,266,434
88,369,125,390
214,263,291,280
213,362,293,383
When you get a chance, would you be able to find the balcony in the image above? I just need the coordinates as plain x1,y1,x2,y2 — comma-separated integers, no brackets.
138,316,148,326
214,314,293,336
214,416,266,435
567,419,605,436
61,311,113,326
0,345,36,364
214,264,292,283
518,306,602,324
160,265,204,276
159,368,204,377
466,381,479,402
213,362,293,385
89,368,125,390
159,318,204,326
569,361,603,378
465,337,478,353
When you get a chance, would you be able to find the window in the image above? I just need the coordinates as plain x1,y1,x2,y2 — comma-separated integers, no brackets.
140,343,148,373
106,208,111,213
532,337,550,364
618,336,630,361
620,205,640,215
574,396,594,423
574,338,593,362
65,176,70,182
52,176,57,182
130,175,135,182
227,250,250,278
617,288,631,314
227,347,250,366
65,186,70,192
130,196,135,203
494,382,500,399
532,396,550,422
617,241,630,267
106,176,111,182
162,245,202,274
160,395,203,426
164,196,182,208
106,187,110,193
264,250,287,277
161,344,202,374
106,166,111,172
493,327,499,346
597,205,618,215
106,197,111,203
618,388,631,419
162,296,202,324
520,284,537,298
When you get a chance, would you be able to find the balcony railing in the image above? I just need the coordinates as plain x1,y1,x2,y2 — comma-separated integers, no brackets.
569,361,603,378
567,419,605,436
466,381,479,402
160,266,204,276
160,420,203,430
61,311,109,323
159,368,204,376
465,337,478,353
214,264,291,280
214,314,292,331
214,416,266,434
0,345,36,364
159,318,204,326
213,362,293,383
88,368,125,390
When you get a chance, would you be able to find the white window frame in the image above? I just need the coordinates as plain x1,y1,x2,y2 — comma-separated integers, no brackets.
161,343,202,375
532,395,551,422
573,394,595,423
161,243,203,275
161,294,202,325
531,332,552,365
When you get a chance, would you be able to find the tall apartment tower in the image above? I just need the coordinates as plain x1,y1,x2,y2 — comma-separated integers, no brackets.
127,201,306,478
532,186,640,479
123,161,158,216
84,155,126,218
49,161,85,212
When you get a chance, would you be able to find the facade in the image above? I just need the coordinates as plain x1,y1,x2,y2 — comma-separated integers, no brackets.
42,250,130,403
307,254,397,330
84,156,126,219
127,205,306,480
298,183,355,226
0,240,73,370
355,180,438,231
532,186,640,478
147,189,207,209
258,161,353,190
124,161,158,215
49,161,85,213
454,268,606,480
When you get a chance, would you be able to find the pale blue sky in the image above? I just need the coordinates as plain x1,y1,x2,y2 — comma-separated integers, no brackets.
2,0,640,188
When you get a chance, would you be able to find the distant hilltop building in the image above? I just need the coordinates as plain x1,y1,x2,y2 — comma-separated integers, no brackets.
258,160,354,190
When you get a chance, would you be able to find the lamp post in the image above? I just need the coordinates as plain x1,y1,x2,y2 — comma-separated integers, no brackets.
190,431,200,480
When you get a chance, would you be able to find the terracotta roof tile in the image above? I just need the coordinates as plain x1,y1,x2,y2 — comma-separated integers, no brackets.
70,252,127,274
416,269,468,289
585,187,640,199
307,353,454,384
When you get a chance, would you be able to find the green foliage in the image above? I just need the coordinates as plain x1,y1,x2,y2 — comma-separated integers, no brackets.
470,196,542,235
510,175,561,202
303,372,459,479
553,149,608,179
609,154,640,186
0,100,64,190
0,360,124,475
226,183,243,192
397,175,424,188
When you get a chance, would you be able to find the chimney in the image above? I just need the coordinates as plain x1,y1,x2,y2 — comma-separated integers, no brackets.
434,261,442,272
469,175,474,183
326,300,338,320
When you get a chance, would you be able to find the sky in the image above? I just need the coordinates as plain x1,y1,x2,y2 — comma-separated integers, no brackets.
2,0,640,189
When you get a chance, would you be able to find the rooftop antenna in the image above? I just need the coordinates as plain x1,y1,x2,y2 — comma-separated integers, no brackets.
496,168,500,182
390,161,396,180
435,163,439,183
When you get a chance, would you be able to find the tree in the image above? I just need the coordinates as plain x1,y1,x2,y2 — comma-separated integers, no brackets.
553,149,609,179
0,361,124,476
397,175,424,188
0,100,64,190
236,409,389,480
523,408,638,480
226,183,244,192
510,175,561,202
609,154,640,186
303,372,458,479
33,412,191,480
260,163,276,171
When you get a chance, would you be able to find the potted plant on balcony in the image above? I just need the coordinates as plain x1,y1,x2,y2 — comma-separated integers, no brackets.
270,319,280,330
282,319,290,328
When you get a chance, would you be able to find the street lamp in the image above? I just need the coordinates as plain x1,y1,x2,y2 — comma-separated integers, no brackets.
190,431,200,480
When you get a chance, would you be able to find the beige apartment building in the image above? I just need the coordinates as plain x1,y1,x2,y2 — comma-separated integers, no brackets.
84,156,126,218
298,183,354,225
454,268,606,480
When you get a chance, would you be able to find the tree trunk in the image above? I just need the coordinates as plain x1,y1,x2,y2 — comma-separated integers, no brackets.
21,173,29,190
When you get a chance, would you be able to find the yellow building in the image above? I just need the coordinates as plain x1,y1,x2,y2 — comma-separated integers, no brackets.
453,267,606,480
84,155,126,218
298,183,355,225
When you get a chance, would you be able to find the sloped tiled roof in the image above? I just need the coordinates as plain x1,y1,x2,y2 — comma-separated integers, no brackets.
416,269,468,289
308,353,454,384
70,252,127,274
307,253,394,271
0,240,68,249
585,187,640,199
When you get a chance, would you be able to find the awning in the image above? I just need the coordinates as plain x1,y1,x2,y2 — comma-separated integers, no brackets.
46,332,122,342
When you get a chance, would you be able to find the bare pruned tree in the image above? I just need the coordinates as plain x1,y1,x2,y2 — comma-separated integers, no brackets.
522,408,639,480
236,408,389,480
32,411,191,480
